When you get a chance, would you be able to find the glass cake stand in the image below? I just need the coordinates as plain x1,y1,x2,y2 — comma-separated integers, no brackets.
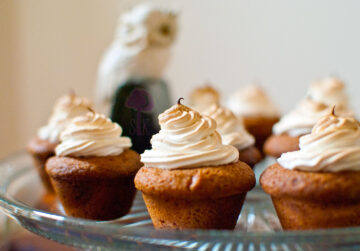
0,152,360,250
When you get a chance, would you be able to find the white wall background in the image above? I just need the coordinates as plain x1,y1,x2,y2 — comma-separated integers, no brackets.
1,0,360,158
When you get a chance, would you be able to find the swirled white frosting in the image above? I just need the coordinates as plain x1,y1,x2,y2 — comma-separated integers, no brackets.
202,104,255,150
308,77,348,108
227,85,279,118
141,103,239,169
278,113,360,172
55,112,132,157
273,99,330,136
37,94,93,143
273,99,353,137
274,77,353,137
189,85,220,113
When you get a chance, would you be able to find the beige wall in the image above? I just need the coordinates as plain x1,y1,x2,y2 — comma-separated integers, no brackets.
0,0,18,157
1,0,360,158
9,0,124,157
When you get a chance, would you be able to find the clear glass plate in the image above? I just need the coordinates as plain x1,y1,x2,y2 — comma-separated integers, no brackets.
0,152,360,250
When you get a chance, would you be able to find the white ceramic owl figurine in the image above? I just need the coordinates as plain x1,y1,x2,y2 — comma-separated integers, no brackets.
96,4,178,114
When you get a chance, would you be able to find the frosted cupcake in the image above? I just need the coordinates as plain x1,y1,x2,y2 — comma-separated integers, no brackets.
227,85,280,151
135,99,255,229
202,104,261,167
261,110,360,230
27,93,92,193
264,77,353,158
189,85,220,112
46,111,142,220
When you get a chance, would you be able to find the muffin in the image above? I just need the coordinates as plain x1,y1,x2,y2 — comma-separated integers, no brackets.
202,103,262,167
261,110,360,230
264,77,352,158
135,99,255,230
27,93,92,193
227,85,280,151
46,111,142,220
189,85,220,112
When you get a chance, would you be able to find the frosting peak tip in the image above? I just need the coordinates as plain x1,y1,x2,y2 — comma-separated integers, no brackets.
177,97,184,105
87,107,96,114
331,105,336,116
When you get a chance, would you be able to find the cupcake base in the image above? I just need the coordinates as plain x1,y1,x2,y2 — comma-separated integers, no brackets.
261,163,360,230
46,149,142,220
27,137,57,193
238,146,262,168
263,133,300,158
51,175,136,220
243,116,279,152
135,161,255,230
272,196,360,230
143,193,246,229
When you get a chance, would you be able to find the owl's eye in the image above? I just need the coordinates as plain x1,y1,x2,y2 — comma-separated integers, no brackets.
159,24,170,36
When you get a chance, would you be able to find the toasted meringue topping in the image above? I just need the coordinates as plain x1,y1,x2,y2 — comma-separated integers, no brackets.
38,93,92,143
202,104,255,150
189,85,220,113
278,112,360,172
141,101,239,169
227,85,279,118
308,77,348,108
55,112,131,157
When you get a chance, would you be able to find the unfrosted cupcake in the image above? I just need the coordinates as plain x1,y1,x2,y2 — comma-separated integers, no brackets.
189,85,220,112
261,110,360,230
264,77,353,158
135,99,255,229
202,103,261,167
46,111,142,220
27,93,92,193
227,85,280,151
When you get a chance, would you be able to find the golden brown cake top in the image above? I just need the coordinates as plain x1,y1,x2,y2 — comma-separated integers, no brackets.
46,149,141,179
27,137,57,157
135,161,255,199
260,163,360,202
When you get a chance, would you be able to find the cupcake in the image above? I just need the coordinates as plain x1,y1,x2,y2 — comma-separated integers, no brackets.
135,99,255,230
189,85,220,112
227,85,280,151
264,77,352,158
46,111,142,220
27,93,92,193
202,103,261,167
261,110,360,230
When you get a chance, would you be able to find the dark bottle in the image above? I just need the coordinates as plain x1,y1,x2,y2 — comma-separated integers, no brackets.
110,77,171,154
